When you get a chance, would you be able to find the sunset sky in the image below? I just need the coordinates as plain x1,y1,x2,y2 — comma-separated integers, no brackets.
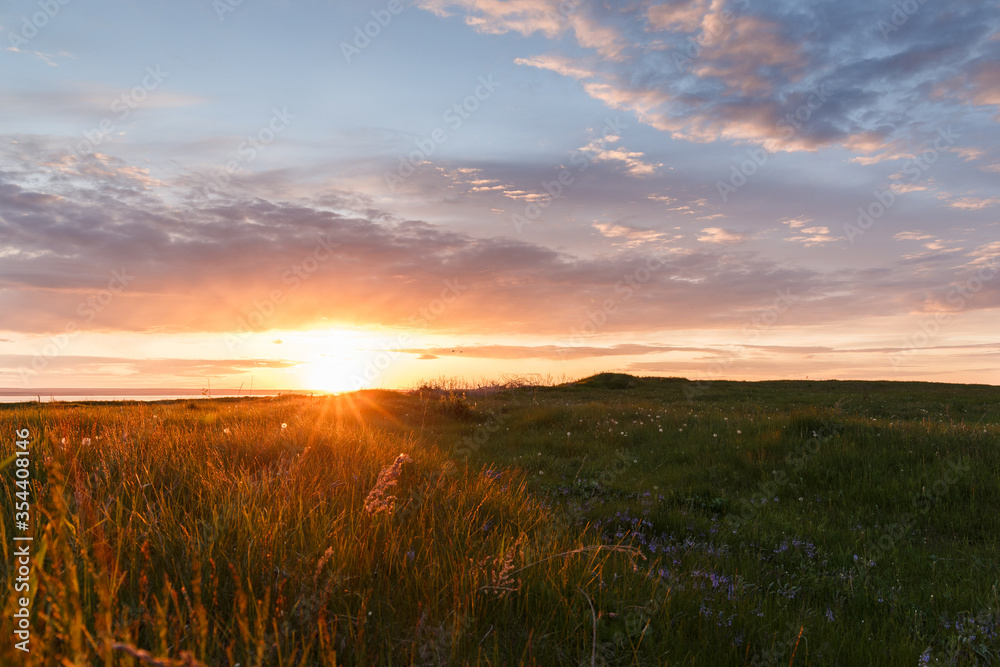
1,0,999,392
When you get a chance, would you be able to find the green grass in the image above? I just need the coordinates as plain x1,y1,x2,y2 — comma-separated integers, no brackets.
1,375,998,665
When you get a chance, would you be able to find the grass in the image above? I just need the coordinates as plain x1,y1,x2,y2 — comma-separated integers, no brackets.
1,374,998,665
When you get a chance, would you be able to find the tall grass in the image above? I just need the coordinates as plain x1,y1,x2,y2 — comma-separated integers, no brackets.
1,376,998,665
0,393,646,665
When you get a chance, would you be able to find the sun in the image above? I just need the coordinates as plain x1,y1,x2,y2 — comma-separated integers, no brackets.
305,356,360,393
293,327,402,393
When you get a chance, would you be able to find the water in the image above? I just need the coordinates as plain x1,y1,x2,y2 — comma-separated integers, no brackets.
0,389,298,404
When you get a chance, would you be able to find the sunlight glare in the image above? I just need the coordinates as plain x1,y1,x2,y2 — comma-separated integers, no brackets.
295,328,405,393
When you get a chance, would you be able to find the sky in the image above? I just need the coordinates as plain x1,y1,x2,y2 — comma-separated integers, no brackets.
1,0,999,393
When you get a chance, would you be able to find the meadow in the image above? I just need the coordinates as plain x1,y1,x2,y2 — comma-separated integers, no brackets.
1,373,998,665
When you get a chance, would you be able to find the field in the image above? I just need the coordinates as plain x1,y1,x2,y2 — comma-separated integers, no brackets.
1,373,999,665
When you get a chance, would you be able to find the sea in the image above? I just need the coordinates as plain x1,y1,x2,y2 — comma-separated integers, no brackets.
0,389,308,404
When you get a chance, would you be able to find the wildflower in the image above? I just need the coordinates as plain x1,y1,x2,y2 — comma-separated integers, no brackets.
737,430,741,434
223,428,230,435
313,547,335,585
82,437,91,446
482,534,524,597
281,423,287,430
364,453,414,516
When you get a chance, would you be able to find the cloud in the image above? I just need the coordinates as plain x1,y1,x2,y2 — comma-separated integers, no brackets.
421,0,1000,158
697,227,746,244
0,88,201,121
935,60,1000,115
579,134,661,177
891,183,929,194
593,222,670,248
0,354,302,380
515,54,597,80
394,342,834,361
945,196,1000,210
950,147,986,161
4,48,74,67
894,232,935,242
415,0,567,38
781,218,834,246
3,135,997,341
647,0,712,32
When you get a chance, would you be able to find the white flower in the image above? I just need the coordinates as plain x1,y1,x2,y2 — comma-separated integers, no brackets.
81,437,91,446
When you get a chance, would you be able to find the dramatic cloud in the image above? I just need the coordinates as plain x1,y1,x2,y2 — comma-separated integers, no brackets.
4,135,999,351
2,1,999,389
431,0,1000,156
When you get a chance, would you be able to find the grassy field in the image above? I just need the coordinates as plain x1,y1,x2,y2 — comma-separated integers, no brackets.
1,373,999,665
